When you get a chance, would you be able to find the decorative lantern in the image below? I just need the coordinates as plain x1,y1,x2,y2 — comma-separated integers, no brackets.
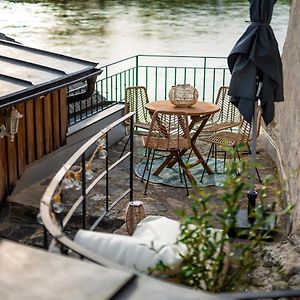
169,84,198,108
125,201,146,235
0,106,23,142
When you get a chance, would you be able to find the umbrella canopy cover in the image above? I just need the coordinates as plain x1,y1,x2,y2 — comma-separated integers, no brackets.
228,0,284,125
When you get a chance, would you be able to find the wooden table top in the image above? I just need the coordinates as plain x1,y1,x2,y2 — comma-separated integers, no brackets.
145,100,220,116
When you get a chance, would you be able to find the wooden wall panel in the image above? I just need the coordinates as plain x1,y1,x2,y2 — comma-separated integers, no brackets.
25,100,35,164
0,111,8,204
52,91,60,150
16,103,26,178
59,88,68,146
35,97,44,160
44,93,53,155
6,136,18,193
0,87,69,206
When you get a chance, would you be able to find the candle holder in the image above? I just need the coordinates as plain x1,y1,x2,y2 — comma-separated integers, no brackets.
169,84,198,108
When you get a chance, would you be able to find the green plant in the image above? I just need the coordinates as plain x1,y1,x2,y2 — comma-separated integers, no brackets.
148,149,291,292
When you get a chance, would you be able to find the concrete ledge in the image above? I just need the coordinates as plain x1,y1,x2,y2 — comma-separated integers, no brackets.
0,240,132,300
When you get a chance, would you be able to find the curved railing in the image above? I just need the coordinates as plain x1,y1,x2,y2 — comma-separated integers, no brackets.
39,110,300,299
39,112,134,269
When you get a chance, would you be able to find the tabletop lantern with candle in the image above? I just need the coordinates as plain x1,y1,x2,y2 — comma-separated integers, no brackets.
169,84,198,108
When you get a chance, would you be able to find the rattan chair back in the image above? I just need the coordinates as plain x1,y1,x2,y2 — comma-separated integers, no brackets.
144,110,191,151
203,86,240,132
125,86,152,129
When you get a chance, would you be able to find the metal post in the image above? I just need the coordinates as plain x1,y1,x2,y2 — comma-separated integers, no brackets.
202,57,207,100
247,82,262,221
106,134,109,212
81,153,87,230
135,55,139,87
43,226,48,249
129,115,134,202
105,66,109,104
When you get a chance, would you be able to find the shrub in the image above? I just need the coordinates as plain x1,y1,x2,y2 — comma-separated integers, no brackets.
148,153,291,292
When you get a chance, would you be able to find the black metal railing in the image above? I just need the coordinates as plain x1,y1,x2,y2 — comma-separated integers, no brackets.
39,112,134,266
67,55,230,126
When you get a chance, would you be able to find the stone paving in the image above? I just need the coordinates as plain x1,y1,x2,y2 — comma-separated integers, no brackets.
1,135,300,292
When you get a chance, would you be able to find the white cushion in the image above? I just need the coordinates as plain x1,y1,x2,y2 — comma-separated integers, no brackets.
74,216,184,271
74,215,228,275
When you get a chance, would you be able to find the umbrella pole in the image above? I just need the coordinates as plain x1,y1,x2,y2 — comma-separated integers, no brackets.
247,103,258,222
247,82,262,222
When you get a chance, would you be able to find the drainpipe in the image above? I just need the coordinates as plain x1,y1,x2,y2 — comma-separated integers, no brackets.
67,75,97,104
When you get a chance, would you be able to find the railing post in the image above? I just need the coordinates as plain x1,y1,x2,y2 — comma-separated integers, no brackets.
202,57,207,101
129,115,134,202
105,65,109,104
81,153,87,230
135,55,139,87
105,134,109,212
43,226,48,249
155,67,158,100
164,67,168,100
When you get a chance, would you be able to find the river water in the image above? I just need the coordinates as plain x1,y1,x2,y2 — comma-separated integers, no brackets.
0,0,291,65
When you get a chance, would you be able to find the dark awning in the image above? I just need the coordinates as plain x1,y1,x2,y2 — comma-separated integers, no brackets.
0,39,102,109
227,0,284,125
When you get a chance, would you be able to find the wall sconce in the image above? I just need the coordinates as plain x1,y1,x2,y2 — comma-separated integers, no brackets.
0,106,23,142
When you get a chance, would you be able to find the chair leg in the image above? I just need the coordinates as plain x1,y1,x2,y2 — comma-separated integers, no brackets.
246,144,262,183
144,149,156,195
235,147,241,161
223,151,227,171
187,149,193,162
214,144,218,172
200,144,213,183
176,151,189,196
119,134,130,159
141,149,151,182
178,160,183,183
233,147,241,176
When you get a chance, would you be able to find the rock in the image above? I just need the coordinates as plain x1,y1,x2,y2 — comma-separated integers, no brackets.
289,274,300,288
250,266,272,287
287,264,300,277
272,280,289,290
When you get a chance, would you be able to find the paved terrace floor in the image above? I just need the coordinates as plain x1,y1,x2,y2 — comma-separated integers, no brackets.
1,134,296,293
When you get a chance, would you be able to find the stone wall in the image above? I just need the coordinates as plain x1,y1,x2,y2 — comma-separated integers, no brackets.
268,0,300,232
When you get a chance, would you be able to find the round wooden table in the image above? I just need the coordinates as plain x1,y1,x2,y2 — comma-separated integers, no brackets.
145,100,220,182
145,100,219,117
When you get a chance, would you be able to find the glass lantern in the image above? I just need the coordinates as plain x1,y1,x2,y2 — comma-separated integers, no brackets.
169,84,198,108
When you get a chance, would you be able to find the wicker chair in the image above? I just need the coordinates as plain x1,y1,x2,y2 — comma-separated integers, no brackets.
124,86,152,131
120,86,152,158
199,109,262,182
202,86,240,133
141,110,192,195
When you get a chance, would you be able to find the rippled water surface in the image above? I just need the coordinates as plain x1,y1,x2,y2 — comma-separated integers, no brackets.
0,0,291,64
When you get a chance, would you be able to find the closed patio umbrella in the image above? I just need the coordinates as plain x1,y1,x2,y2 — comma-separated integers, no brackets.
227,0,284,224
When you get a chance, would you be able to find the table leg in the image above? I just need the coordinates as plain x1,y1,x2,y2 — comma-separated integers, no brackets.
177,156,197,185
153,151,197,185
190,143,213,174
153,154,175,176
167,115,213,175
